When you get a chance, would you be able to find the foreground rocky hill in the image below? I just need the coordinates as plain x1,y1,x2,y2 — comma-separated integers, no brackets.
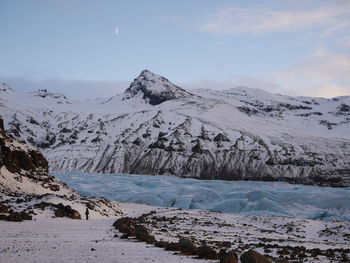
0,70,349,186
0,116,121,220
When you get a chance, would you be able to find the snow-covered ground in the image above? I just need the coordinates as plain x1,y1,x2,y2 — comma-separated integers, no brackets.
128,205,350,263
0,216,208,263
55,172,350,222
1,202,348,263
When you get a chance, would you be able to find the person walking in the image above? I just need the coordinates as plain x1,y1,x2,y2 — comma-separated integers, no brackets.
85,207,89,220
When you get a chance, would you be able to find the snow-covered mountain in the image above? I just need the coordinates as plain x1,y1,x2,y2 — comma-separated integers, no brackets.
0,71,349,186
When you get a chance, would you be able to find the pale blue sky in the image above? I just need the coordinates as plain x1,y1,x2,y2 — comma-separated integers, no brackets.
0,0,349,98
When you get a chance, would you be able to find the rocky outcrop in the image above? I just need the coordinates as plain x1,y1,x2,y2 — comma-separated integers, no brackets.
0,116,61,194
0,116,122,218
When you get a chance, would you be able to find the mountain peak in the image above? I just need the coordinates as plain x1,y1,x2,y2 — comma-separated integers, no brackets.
124,70,192,105
30,89,68,100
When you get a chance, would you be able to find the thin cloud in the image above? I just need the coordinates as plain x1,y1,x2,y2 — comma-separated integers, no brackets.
183,49,350,98
198,3,350,35
272,49,350,97
295,84,349,98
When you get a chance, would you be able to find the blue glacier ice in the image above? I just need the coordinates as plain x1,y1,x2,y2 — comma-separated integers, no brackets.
54,172,350,222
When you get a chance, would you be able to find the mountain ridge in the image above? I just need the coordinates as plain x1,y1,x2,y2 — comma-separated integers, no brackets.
0,70,349,186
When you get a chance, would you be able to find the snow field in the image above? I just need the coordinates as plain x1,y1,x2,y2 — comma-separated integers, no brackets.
0,217,208,263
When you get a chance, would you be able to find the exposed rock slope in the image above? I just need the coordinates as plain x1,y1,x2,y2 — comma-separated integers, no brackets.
0,70,349,186
0,116,121,218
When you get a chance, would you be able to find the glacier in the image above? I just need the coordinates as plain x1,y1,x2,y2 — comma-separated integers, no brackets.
55,172,350,222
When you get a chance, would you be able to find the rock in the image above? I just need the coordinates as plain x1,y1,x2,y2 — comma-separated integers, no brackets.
20,211,32,220
0,115,4,131
197,245,217,260
214,133,230,142
113,217,136,237
178,238,197,255
218,249,238,263
0,214,8,220
134,224,155,244
164,242,179,251
0,203,9,213
6,211,23,222
155,241,168,248
54,203,81,219
240,250,271,263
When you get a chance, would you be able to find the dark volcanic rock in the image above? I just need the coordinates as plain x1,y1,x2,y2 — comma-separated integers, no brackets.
54,203,81,219
113,217,136,237
0,116,4,131
218,249,238,263
134,224,156,244
0,203,9,213
6,211,23,222
178,238,197,255
240,249,271,263
6,211,32,222
197,245,217,259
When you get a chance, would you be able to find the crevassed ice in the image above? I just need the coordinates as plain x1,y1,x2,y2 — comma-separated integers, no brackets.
55,172,350,222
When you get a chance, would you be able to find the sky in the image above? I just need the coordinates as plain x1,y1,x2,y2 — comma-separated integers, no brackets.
0,0,349,99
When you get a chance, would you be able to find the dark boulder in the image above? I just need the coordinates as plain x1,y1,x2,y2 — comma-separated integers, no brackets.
0,214,8,220
197,245,217,259
218,249,238,263
0,203,9,213
6,211,23,222
155,240,168,248
134,224,155,244
113,217,136,237
178,238,197,255
54,203,81,219
164,242,179,251
20,211,33,220
240,250,271,263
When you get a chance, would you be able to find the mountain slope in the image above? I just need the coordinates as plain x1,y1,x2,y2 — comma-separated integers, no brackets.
0,116,121,218
0,71,349,187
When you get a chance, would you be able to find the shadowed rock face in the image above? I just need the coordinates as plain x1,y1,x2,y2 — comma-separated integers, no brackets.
0,125,48,175
0,116,4,132
0,116,58,194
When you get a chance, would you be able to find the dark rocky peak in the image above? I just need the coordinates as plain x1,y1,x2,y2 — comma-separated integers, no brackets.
30,89,68,100
124,70,193,105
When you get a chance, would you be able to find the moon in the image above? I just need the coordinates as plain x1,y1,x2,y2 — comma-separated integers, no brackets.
115,27,119,35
